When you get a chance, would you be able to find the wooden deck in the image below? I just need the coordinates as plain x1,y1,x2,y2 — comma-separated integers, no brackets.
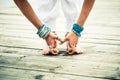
0,0,120,80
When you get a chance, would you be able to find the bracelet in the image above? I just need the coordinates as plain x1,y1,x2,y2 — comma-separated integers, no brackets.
72,23,84,37
37,24,51,39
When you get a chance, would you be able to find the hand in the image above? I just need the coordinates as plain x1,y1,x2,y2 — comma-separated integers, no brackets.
62,32,79,47
46,32,62,48
61,32,83,54
44,32,62,55
45,32,57,48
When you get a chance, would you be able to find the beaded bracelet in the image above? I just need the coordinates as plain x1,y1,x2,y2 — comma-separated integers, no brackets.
72,23,84,37
37,24,51,39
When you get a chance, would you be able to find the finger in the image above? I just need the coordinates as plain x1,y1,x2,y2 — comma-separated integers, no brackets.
55,36,63,42
52,35,61,40
50,40,56,49
48,44,58,55
68,48,77,55
60,37,69,44
68,47,84,55
67,43,76,54
47,36,56,48
67,48,75,55
50,48,59,55
45,37,53,46
53,39,57,48
68,42,75,48
66,42,73,54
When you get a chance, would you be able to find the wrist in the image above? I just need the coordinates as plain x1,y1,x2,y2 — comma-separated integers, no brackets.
72,23,84,37
37,24,51,39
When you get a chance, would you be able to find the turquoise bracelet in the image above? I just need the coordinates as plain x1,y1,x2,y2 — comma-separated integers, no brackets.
37,24,51,39
72,23,84,37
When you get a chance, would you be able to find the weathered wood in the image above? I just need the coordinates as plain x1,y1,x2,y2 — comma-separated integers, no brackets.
0,46,120,79
0,35,119,51
0,0,120,80
0,67,107,80
0,45,120,61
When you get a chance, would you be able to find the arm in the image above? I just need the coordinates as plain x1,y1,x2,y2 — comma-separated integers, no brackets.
77,0,95,26
62,0,95,54
14,0,62,54
14,0,42,29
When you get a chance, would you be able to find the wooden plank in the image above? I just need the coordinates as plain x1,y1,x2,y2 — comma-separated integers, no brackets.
0,55,120,80
0,0,120,80
0,46,120,79
0,20,120,48
0,30,120,46
1,12,119,28
0,67,106,80
0,18,120,36
0,23,33,30
0,46,120,62
0,34,119,50
1,13,119,27
0,19,31,26
0,23,120,36
0,6,22,15
0,32,120,47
